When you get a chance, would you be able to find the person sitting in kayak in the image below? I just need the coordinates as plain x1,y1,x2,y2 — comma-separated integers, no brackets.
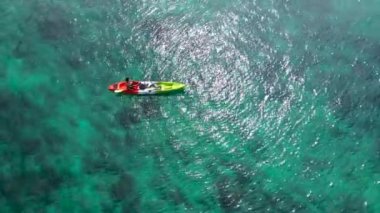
126,77,150,90
125,77,134,90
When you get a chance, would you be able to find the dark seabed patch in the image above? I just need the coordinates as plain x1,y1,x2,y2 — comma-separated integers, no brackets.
36,5,75,41
111,173,140,212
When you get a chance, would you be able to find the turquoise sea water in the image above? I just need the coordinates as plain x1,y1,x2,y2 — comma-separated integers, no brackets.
1,0,380,212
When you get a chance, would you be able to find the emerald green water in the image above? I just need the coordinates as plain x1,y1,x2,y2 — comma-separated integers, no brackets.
1,0,380,212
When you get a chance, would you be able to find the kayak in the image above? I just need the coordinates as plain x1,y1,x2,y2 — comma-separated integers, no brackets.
108,80,185,95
